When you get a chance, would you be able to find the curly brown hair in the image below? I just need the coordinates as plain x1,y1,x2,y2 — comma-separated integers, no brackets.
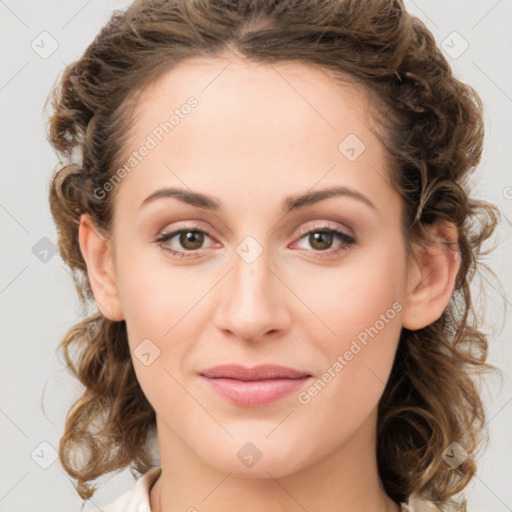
45,0,502,509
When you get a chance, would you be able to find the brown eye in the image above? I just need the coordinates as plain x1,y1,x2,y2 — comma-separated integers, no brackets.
179,230,204,250
308,230,333,251
155,228,213,258
293,225,356,260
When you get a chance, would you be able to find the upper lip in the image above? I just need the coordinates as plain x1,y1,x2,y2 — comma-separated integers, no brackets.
199,364,311,381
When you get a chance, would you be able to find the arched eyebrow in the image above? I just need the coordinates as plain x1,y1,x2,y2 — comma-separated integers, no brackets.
140,185,377,213
283,186,376,212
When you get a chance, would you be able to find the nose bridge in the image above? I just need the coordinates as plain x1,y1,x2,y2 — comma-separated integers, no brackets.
232,243,270,302
214,237,288,341
229,240,275,315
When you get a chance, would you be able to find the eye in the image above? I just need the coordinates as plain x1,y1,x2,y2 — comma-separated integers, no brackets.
154,221,356,260
292,223,356,259
155,227,214,259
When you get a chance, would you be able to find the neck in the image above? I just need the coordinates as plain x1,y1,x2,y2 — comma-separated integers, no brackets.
149,408,400,512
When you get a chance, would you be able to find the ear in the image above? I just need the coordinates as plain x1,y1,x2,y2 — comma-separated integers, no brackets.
401,220,460,331
78,213,124,321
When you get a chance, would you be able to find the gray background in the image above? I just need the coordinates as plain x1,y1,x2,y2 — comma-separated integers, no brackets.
0,1,511,511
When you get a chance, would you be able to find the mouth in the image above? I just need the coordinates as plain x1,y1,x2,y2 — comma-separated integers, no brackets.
199,364,313,407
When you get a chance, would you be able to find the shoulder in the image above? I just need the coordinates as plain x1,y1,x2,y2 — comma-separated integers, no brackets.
101,466,162,512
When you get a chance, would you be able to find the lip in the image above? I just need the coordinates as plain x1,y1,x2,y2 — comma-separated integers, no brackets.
199,364,311,380
199,364,313,407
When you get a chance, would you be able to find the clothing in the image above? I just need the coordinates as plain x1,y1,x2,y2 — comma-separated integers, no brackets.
101,467,161,512
101,466,439,511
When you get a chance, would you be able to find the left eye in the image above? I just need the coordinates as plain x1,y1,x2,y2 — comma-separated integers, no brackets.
294,228,355,253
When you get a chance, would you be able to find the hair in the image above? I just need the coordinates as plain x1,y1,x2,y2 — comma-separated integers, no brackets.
45,0,503,509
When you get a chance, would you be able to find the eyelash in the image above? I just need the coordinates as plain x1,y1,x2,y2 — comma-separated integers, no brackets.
154,222,356,260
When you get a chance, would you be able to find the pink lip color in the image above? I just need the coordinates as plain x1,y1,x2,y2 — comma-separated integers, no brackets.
199,364,312,407
202,376,311,407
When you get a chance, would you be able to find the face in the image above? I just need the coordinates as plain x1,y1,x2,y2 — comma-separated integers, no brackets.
102,57,411,477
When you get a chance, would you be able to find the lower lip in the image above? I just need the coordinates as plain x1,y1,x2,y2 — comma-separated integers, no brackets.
201,376,312,407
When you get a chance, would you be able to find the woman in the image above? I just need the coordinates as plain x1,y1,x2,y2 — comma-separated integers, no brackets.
45,0,500,510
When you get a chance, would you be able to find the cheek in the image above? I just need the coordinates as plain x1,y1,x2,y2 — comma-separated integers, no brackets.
114,247,220,396
114,250,209,409
296,241,406,339
295,242,405,407
115,243,212,339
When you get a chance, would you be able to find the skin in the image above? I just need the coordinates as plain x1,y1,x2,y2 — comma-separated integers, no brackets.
79,56,460,512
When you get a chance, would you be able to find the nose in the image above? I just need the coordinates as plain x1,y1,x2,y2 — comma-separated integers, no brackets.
213,246,291,343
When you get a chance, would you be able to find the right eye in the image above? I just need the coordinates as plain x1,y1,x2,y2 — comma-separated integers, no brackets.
155,227,216,259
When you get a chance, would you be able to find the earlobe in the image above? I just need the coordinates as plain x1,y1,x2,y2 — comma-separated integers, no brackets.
78,213,124,321
401,221,460,331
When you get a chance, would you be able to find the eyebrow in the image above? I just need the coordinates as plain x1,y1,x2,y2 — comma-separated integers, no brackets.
140,185,377,213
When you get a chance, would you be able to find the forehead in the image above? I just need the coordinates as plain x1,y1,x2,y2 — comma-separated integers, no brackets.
113,56,399,223
128,56,377,140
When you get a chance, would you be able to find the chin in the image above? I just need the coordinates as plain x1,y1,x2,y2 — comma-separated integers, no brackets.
193,432,310,479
